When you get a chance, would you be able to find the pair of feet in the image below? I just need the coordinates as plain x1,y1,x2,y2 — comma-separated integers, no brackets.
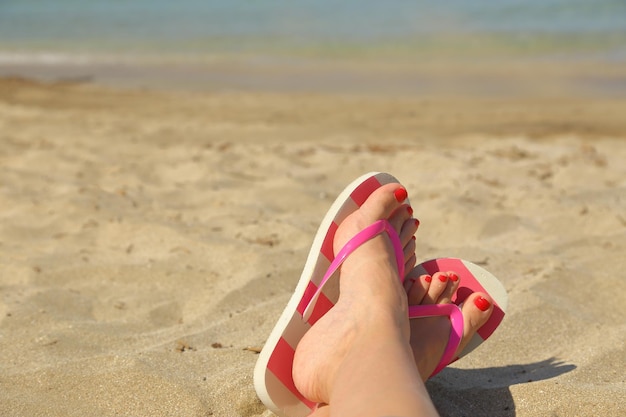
292,182,494,409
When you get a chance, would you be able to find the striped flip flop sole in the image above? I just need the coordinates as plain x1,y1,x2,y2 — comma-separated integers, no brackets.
253,172,402,417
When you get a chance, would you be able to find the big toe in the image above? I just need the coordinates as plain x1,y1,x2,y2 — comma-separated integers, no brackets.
358,183,409,224
334,182,409,250
456,292,493,356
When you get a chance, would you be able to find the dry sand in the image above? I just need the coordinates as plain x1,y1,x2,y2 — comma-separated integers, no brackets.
1,74,625,416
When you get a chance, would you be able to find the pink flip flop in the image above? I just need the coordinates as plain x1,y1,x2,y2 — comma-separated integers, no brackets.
407,258,508,377
254,172,405,417
253,173,508,417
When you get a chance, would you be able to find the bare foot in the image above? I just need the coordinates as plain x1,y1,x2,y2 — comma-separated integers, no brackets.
405,269,494,380
292,180,495,415
293,182,416,404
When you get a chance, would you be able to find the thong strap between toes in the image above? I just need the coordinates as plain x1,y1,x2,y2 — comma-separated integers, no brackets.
302,219,405,322
408,303,464,378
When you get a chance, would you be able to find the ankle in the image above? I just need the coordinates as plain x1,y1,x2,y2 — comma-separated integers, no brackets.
354,304,412,347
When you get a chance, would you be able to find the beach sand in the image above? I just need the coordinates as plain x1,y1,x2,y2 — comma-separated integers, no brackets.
1,72,625,416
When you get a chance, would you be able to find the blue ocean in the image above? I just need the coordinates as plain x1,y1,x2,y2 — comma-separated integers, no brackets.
1,0,625,94
1,0,625,62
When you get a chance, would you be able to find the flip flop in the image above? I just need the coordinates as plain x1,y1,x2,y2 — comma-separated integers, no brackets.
253,172,508,417
407,258,508,377
254,172,406,417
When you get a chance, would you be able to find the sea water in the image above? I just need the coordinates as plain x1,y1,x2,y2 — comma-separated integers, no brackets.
1,0,625,60
1,0,625,92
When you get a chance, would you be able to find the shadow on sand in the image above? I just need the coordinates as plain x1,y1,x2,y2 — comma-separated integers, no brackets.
426,358,576,417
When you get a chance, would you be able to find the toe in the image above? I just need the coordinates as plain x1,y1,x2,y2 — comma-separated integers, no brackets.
422,272,449,304
399,218,419,248
399,218,418,280
388,204,413,235
358,183,408,224
334,183,407,252
436,271,461,304
405,273,432,304
402,236,416,264
404,252,416,278
456,292,493,355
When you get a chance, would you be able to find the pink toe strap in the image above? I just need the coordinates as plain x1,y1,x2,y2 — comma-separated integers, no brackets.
302,219,405,322
408,303,464,378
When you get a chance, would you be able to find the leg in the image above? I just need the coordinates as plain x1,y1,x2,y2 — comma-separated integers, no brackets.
293,183,439,417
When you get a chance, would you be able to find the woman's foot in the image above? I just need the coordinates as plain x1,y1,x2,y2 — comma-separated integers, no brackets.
293,183,417,404
404,269,494,380
292,180,496,414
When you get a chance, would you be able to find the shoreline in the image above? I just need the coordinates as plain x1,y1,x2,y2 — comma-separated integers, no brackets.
1,51,625,99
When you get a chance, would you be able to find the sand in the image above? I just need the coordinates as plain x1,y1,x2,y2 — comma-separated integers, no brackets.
1,72,625,416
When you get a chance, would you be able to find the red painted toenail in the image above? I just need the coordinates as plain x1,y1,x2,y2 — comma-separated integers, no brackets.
394,188,408,202
414,219,420,228
411,236,416,241
438,274,447,282
407,206,413,216
474,296,491,312
448,272,459,282
424,275,432,283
